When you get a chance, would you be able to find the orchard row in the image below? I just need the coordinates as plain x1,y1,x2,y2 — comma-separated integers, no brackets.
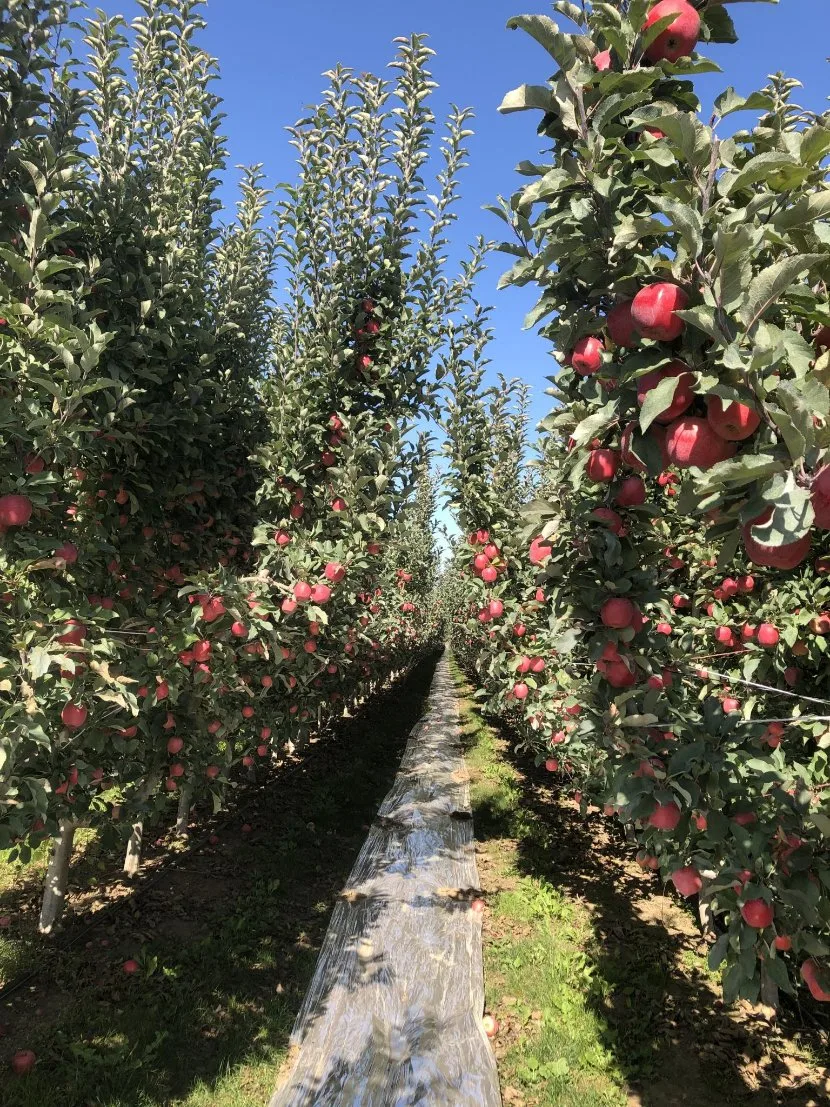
443,0,830,1009
0,4,474,930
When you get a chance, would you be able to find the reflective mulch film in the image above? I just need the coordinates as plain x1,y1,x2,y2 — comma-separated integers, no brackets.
270,654,501,1107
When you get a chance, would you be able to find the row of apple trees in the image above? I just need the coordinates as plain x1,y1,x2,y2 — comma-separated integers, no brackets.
442,0,830,1009
0,0,474,931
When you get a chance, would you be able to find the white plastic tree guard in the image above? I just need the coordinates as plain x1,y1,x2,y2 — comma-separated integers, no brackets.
270,654,502,1107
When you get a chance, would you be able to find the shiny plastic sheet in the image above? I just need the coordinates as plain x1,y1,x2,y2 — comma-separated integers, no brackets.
270,655,502,1107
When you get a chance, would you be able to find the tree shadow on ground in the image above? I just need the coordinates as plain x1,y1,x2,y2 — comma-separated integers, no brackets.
462,708,830,1107
0,654,441,1107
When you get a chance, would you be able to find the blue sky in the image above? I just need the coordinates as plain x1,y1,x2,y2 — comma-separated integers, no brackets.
90,0,828,429
88,0,829,514
181,0,829,432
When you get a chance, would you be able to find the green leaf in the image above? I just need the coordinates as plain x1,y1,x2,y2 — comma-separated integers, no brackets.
800,124,830,167
722,152,801,197
654,197,702,261
738,254,824,329
639,375,680,433
708,932,730,971
713,87,774,119
498,84,557,115
698,454,784,491
643,113,700,165
769,407,806,464
553,2,584,25
506,15,576,73
28,647,52,680
592,92,651,136
702,7,738,44
751,474,814,543
571,401,618,446
772,190,830,232
764,955,795,996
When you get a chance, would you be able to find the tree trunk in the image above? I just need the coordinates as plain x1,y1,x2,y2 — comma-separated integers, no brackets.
760,963,779,1012
123,770,161,877
39,818,77,934
697,868,718,936
175,784,193,836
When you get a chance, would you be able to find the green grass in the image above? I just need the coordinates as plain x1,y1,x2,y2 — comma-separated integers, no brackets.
452,657,628,1107
0,657,439,1107
452,655,830,1107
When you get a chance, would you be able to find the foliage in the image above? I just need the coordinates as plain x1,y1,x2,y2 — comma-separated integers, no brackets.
444,0,830,1009
0,1,472,924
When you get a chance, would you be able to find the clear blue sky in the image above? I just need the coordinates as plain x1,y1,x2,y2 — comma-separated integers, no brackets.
92,1,829,432
187,0,828,431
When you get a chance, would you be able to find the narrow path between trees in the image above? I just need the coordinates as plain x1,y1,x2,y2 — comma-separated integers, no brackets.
270,653,502,1107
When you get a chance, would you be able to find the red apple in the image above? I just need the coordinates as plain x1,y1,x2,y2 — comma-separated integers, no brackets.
167,736,184,755
643,0,701,64
671,866,702,898
601,597,636,629
630,282,689,341
813,488,830,529
741,898,774,929
605,300,636,347
55,541,79,564
570,336,604,376
0,493,33,527
122,958,140,975
801,958,830,1002
10,1049,36,1075
603,658,636,687
756,623,779,648
529,535,552,564
591,507,624,534
742,508,811,569
56,618,87,645
648,801,681,830
592,49,612,71
665,416,737,469
586,448,621,482
61,702,87,729
324,561,346,582
615,475,646,507
706,396,760,441
293,581,312,602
